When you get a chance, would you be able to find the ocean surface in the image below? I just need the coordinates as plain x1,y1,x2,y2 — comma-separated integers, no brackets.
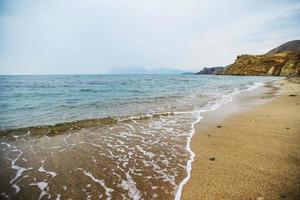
0,75,277,199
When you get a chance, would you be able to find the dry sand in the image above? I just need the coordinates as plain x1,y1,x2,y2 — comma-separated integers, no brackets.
182,78,300,200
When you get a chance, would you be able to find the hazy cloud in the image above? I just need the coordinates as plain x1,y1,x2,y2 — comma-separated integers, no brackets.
0,0,299,74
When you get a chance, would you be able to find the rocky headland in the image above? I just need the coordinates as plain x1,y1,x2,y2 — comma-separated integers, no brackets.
198,40,300,76
195,67,224,75
221,40,300,76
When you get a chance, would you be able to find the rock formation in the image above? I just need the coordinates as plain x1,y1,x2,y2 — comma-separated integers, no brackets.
195,67,224,75
220,40,300,76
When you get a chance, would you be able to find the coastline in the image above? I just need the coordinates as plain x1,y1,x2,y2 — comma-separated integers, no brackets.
1,76,298,199
175,79,277,199
1,75,277,199
182,78,300,199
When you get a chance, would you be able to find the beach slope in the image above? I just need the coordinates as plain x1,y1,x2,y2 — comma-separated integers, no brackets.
183,78,300,199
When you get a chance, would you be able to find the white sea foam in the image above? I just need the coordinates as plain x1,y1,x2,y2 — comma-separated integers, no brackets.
0,192,10,199
1,142,12,149
55,194,61,200
82,188,92,200
30,181,50,200
12,184,20,194
136,145,155,159
120,172,141,200
38,160,58,178
76,168,114,199
9,149,32,193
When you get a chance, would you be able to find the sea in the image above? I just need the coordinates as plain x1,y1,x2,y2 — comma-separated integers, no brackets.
0,75,278,200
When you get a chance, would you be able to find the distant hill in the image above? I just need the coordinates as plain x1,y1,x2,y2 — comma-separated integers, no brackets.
221,40,300,76
195,67,224,75
109,66,189,74
266,40,300,55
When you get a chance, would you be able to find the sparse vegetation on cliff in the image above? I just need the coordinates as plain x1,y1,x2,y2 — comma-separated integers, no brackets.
219,40,300,76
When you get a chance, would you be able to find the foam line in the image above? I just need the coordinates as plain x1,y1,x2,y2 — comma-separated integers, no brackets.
174,80,268,200
10,150,32,193
76,168,114,199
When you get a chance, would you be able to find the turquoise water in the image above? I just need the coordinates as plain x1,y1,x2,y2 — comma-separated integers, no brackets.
0,75,275,129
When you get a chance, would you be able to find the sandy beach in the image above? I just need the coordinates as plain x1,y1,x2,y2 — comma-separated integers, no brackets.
182,78,300,199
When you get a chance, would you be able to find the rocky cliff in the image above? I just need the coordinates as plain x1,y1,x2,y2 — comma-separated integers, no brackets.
195,66,224,75
220,40,300,76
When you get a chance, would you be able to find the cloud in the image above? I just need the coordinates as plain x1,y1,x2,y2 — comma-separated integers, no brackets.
0,0,299,74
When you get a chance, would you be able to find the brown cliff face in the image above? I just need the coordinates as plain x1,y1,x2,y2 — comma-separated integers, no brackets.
220,40,300,76
280,52,300,75
221,52,300,76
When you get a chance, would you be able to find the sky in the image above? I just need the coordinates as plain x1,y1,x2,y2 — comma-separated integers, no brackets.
0,0,300,75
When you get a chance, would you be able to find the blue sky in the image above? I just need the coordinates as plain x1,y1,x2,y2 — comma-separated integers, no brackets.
0,0,300,74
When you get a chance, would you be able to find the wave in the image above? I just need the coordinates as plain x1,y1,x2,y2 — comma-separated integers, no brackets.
0,112,175,140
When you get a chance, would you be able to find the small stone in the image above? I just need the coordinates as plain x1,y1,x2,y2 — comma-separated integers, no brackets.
209,157,215,161
289,94,297,97
217,125,222,128
279,193,287,198
207,135,211,137
286,127,290,130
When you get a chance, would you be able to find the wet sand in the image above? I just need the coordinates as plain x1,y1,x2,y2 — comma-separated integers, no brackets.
0,109,192,199
182,78,300,199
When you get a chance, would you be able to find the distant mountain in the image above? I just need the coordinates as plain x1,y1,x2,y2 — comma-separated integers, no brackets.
109,66,189,74
195,67,224,75
221,40,300,76
266,40,300,55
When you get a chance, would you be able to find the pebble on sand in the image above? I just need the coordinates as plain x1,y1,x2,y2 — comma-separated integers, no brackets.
209,157,215,161
279,193,287,198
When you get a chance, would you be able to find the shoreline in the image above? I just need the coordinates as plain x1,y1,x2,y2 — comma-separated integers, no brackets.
175,79,278,199
0,77,291,199
182,78,300,199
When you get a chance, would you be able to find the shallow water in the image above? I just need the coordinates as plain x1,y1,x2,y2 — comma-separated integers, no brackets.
0,75,278,199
